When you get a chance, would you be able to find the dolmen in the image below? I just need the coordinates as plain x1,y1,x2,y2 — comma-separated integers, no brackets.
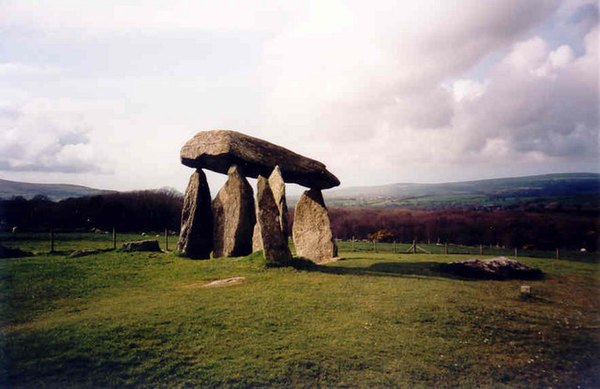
177,130,339,266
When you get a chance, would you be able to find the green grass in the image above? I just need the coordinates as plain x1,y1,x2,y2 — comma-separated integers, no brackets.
336,240,600,262
1,235,599,387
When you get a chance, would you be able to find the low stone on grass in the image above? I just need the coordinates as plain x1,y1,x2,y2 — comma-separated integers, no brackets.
121,240,162,252
69,248,112,258
440,256,544,280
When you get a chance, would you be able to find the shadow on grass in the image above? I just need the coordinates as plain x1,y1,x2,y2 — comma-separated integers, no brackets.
291,258,468,281
292,258,545,281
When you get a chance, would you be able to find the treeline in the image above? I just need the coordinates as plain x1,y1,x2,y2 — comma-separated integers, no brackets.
1,192,598,251
325,208,599,251
0,190,182,233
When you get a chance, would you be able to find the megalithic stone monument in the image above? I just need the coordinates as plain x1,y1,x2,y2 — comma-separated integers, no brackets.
177,169,213,259
269,166,289,240
252,220,262,253
212,165,256,258
256,175,292,266
179,129,340,264
293,188,338,263
252,165,288,253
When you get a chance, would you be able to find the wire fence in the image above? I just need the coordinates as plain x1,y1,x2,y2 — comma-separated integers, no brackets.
1,232,598,263
334,239,600,263
0,230,178,254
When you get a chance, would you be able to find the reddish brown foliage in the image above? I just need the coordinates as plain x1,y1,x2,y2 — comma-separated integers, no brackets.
301,207,597,251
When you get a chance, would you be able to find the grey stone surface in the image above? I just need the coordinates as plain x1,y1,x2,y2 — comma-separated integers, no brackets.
212,165,256,257
292,188,338,263
121,240,161,252
441,257,544,280
180,130,340,189
268,165,289,240
256,176,292,266
252,222,262,252
177,169,213,259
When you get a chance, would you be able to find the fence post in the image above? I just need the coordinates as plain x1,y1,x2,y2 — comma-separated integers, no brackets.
373,240,377,253
445,242,448,255
479,244,483,256
50,228,55,253
514,247,518,258
351,236,355,252
556,248,559,260
393,240,396,253
112,227,117,250
165,228,169,251
412,240,417,254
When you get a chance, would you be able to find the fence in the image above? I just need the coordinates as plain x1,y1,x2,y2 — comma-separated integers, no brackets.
2,231,598,263
0,229,178,254
334,239,599,263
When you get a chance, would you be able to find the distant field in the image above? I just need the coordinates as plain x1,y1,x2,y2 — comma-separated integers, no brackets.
1,234,599,387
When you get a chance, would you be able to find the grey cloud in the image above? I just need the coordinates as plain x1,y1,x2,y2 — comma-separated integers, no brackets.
292,0,565,146
58,130,90,146
457,27,598,159
0,159,102,173
0,101,103,174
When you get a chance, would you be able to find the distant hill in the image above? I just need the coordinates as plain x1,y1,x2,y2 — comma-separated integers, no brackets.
0,178,114,201
3,173,599,210
323,173,600,210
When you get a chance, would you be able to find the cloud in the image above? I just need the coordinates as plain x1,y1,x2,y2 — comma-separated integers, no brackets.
0,100,105,173
260,0,563,140
0,0,298,33
454,25,598,159
0,62,61,76
256,0,598,184
0,0,597,190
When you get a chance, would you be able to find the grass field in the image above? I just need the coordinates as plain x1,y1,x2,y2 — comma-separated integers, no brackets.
1,234,599,387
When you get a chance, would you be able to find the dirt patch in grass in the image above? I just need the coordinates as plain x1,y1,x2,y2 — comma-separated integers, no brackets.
182,277,246,288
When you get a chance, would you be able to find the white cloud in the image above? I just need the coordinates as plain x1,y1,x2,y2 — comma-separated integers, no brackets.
0,99,106,173
0,63,61,76
0,0,298,33
0,0,597,190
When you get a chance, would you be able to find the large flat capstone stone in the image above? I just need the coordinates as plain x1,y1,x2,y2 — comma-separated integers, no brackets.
181,130,340,189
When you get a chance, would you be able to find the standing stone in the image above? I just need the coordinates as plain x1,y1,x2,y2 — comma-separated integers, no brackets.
212,165,256,257
252,222,262,252
252,166,288,252
293,188,338,263
256,176,292,266
269,166,289,240
177,169,213,259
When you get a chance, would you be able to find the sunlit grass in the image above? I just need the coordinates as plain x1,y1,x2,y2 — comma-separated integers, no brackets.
0,235,599,387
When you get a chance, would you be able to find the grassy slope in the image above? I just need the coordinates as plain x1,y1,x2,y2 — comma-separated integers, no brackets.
0,178,112,201
0,237,599,387
324,172,600,209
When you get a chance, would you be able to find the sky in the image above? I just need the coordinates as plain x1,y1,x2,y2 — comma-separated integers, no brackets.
0,0,598,194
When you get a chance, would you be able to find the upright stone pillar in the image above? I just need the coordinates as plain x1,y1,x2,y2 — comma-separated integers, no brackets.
177,169,213,259
212,165,256,257
252,222,262,252
269,166,289,240
252,165,289,252
256,176,292,266
292,188,338,263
